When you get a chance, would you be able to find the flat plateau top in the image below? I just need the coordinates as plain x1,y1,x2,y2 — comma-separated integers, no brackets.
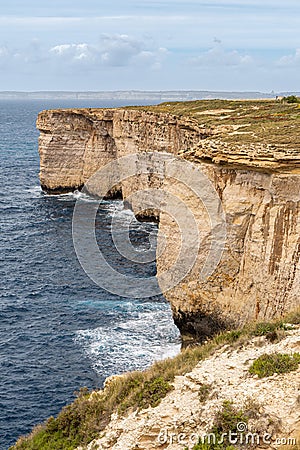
127,99,300,151
38,99,300,171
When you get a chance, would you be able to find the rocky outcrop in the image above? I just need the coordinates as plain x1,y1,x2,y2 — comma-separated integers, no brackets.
37,107,300,342
79,327,300,450
37,109,209,194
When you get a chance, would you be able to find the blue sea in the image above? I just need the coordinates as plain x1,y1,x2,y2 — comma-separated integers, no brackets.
0,99,181,449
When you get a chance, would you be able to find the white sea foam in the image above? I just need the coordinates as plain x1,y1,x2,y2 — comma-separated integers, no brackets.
41,189,97,202
26,185,43,197
74,302,181,378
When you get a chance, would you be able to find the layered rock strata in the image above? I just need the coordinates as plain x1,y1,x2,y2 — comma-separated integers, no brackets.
37,108,300,342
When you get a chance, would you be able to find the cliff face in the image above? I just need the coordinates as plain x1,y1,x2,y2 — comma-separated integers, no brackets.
161,167,300,341
37,106,300,341
37,109,208,193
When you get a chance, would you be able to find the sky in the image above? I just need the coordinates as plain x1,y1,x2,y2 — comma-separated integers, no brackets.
0,0,299,92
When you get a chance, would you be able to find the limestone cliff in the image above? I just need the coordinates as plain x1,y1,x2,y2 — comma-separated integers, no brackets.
37,108,209,193
36,101,300,342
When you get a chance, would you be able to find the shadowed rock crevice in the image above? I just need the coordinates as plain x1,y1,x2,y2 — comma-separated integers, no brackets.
173,308,231,345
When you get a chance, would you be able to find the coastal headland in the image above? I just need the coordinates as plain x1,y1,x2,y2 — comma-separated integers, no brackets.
37,99,300,343
11,98,300,450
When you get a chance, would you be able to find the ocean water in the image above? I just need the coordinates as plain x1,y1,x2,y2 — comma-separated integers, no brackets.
0,99,181,449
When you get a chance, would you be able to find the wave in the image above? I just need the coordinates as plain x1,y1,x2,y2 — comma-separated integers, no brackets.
25,185,43,197
74,301,181,378
42,189,97,202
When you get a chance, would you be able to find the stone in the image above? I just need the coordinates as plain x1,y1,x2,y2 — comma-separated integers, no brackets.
80,327,300,450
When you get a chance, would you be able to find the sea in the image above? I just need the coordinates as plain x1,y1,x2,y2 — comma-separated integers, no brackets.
0,99,181,449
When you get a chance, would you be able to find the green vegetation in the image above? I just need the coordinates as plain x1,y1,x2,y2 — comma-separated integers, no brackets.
192,440,235,450
249,352,300,378
252,321,284,336
252,321,291,343
213,401,247,435
11,376,173,450
126,99,300,151
282,95,300,104
192,441,235,450
190,401,248,450
190,398,264,449
11,311,300,450
198,383,213,403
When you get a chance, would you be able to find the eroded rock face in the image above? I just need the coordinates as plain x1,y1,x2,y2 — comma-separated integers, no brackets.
37,109,208,194
37,108,300,342
159,167,300,342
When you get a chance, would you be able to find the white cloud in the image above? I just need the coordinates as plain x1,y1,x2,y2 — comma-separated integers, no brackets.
0,34,167,72
0,46,10,59
50,43,98,63
277,49,300,66
98,34,142,66
0,45,24,67
49,34,167,68
190,44,253,67
0,40,50,67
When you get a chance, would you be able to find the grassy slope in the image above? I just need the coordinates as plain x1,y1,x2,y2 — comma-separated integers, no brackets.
11,310,300,450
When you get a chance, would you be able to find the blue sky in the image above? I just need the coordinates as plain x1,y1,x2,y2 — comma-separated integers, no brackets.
0,0,299,91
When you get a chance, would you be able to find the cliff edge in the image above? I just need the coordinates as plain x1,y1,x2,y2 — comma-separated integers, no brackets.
36,100,300,342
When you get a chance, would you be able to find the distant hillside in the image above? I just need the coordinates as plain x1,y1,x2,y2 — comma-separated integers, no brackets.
0,90,291,101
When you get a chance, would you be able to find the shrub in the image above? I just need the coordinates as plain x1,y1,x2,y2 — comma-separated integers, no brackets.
214,330,242,345
252,321,283,336
191,401,247,450
192,441,235,450
120,376,173,411
199,383,212,403
213,401,247,435
282,95,300,103
249,353,300,378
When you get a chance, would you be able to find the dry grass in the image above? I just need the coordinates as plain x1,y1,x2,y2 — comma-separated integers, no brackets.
11,310,300,450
